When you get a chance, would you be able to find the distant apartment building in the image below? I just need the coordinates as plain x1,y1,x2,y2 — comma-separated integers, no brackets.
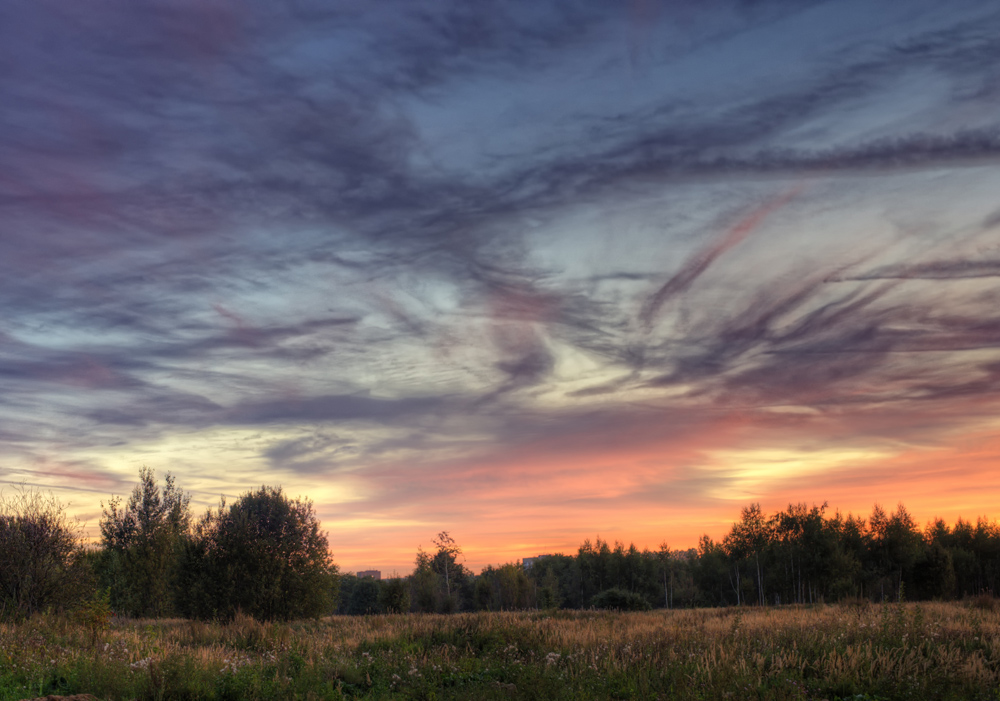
521,555,553,569
357,570,381,580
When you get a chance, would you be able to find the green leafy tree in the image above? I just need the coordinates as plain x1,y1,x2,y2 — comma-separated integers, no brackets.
410,547,441,612
726,503,770,606
656,542,673,608
668,549,699,607
972,518,1000,594
335,573,358,614
474,575,494,611
913,540,955,599
771,502,841,604
477,563,532,610
867,503,893,600
868,503,921,601
828,511,868,600
498,563,532,610
346,577,381,615
576,539,602,605
379,576,410,614
538,566,562,610
947,517,980,596
99,467,190,617
407,532,471,613
182,486,337,621
432,531,468,610
693,535,732,606
525,554,581,608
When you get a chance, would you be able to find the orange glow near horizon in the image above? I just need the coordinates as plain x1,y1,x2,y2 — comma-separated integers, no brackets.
320,418,1000,575
20,396,1000,576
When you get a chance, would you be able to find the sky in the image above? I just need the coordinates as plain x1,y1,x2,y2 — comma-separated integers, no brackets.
3,0,1000,574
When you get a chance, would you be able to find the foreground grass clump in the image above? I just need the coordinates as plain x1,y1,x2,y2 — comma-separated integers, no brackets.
3,602,1000,699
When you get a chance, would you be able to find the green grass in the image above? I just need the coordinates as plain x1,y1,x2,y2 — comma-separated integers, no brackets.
3,602,1000,699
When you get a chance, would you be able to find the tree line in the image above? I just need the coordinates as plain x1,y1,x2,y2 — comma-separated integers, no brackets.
320,501,1000,616
3,470,1000,621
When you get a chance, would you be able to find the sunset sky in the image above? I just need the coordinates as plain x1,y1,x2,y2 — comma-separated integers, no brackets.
3,0,1000,574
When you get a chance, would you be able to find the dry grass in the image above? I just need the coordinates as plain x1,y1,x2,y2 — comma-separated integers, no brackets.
3,602,1000,699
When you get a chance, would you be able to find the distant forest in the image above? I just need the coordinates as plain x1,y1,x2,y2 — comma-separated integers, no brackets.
2,468,998,621
340,501,993,615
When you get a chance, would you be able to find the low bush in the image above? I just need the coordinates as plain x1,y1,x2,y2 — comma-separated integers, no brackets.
590,588,651,611
968,592,996,611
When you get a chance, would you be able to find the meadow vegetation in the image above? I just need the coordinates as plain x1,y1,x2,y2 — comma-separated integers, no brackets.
4,601,1000,699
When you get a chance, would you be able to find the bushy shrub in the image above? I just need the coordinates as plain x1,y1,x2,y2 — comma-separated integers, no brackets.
476,563,532,611
0,485,90,618
538,566,562,610
590,588,651,611
969,592,996,611
181,486,338,621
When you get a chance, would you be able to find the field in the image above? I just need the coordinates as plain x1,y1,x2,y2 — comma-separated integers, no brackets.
3,602,1000,700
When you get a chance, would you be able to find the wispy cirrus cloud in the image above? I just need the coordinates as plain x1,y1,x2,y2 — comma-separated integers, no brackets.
3,0,1000,569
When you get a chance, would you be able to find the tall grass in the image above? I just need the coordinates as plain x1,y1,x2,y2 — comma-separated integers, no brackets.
3,602,1000,699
